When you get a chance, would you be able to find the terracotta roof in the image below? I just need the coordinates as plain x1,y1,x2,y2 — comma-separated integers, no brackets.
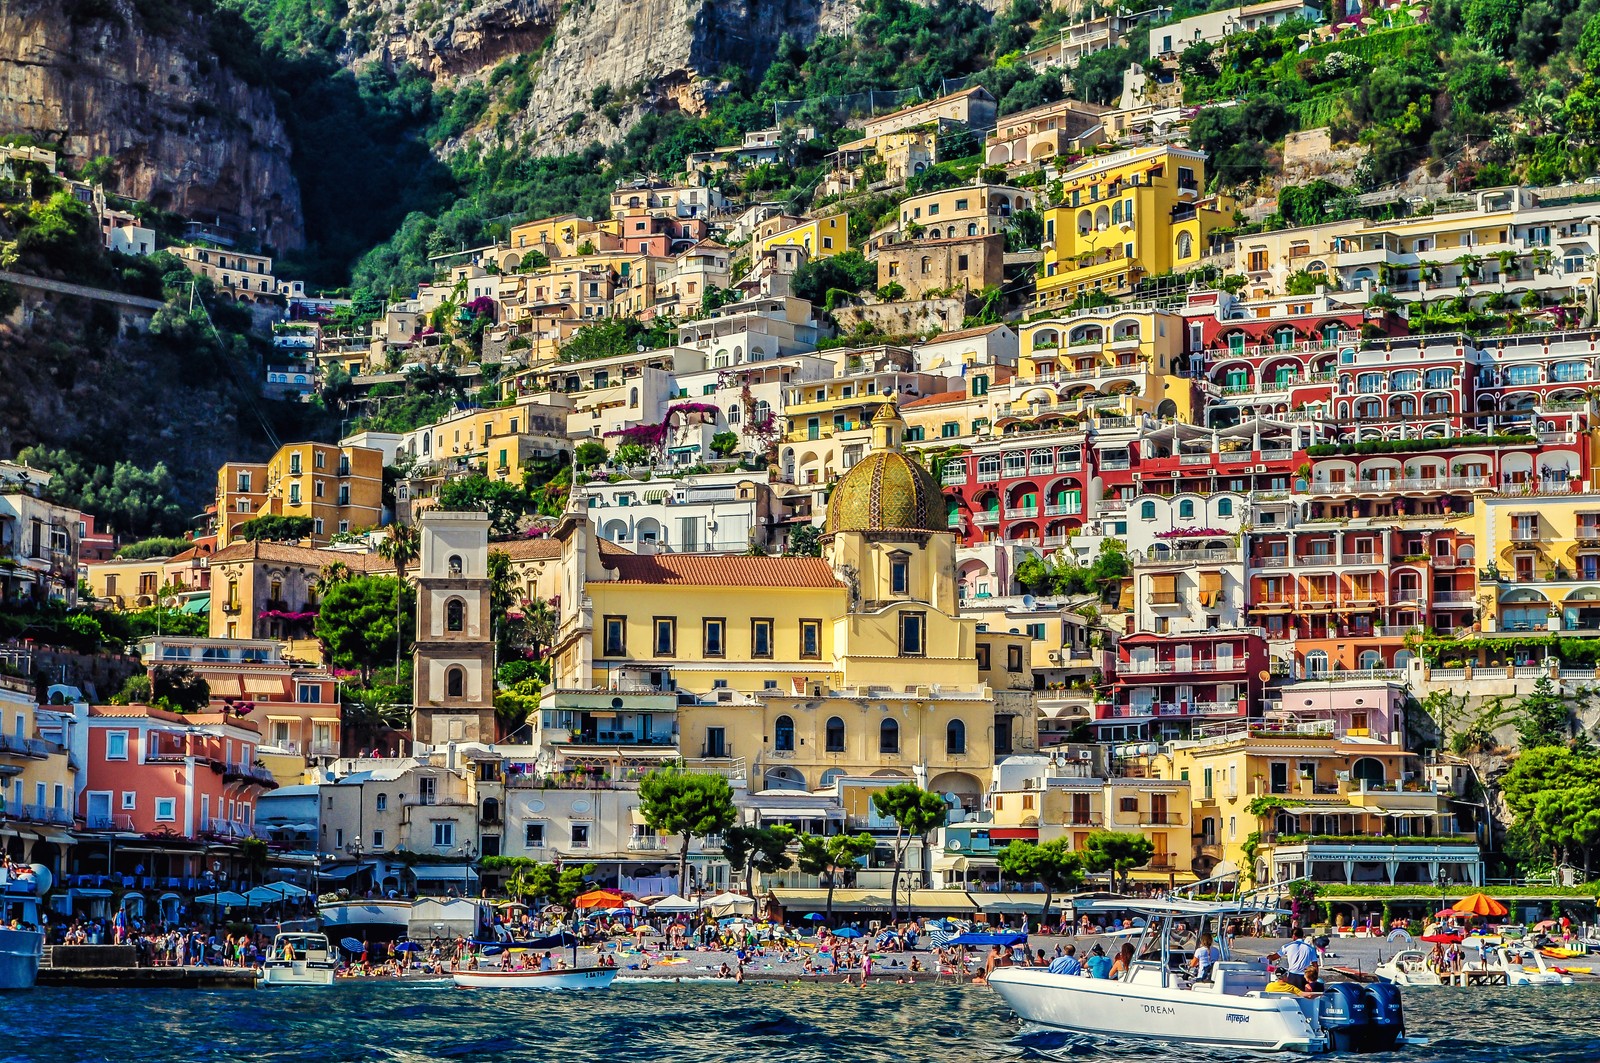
493,538,564,561
920,323,1010,343
601,553,842,588
208,541,390,572
902,390,970,410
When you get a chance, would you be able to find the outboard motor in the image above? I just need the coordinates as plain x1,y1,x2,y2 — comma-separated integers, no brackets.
1360,982,1405,1052
1316,982,1372,1053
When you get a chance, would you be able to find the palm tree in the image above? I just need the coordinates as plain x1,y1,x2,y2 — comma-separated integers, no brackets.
319,560,352,586
378,523,421,584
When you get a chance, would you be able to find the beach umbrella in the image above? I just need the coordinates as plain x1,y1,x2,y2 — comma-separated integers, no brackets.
195,890,249,907
341,938,366,954
395,941,422,953
632,924,659,937
1420,933,1462,944
1451,893,1509,918
574,889,629,910
832,927,864,939
1434,909,1461,919
802,912,827,922
1534,919,1560,930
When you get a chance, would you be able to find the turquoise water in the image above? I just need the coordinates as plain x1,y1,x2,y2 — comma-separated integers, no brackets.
2,981,1598,1061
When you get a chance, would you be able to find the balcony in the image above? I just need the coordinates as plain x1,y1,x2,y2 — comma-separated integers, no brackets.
9,803,72,826
1122,658,1247,675
1005,505,1040,519
1147,592,1183,605
626,835,669,851
1431,590,1476,605
83,814,134,832
1065,814,1104,827
0,732,55,759
941,467,968,486
973,510,1000,526
1141,812,1185,826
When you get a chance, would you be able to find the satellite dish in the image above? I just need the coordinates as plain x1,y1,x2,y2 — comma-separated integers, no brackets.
1021,594,1037,609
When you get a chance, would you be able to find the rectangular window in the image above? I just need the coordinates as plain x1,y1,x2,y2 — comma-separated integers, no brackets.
800,619,822,659
900,613,925,656
297,683,322,703
571,823,591,848
376,793,388,811
106,732,128,761
432,821,454,847
891,559,909,595
957,254,969,271
1007,645,1023,672
525,823,545,847
121,791,136,810
703,618,725,657
604,616,627,656
751,619,773,659
976,643,991,670
1119,796,1138,813
654,618,676,656
370,829,385,849
155,797,176,822
314,450,325,469
314,480,324,498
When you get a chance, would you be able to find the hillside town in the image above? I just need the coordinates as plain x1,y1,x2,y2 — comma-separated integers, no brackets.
4,0,1600,953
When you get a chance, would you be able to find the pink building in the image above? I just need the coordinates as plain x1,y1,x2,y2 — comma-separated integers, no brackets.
1264,679,1408,743
73,706,276,890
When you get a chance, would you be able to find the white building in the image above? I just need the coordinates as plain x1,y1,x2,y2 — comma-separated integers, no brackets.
1149,0,1321,57
586,471,778,553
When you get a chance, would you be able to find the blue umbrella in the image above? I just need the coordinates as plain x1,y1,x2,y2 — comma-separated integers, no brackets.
802,912,827,921
340,937,365,955
832,926,863,939
395,941,422,953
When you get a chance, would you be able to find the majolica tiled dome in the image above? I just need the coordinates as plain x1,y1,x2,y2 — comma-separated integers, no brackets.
824,404,945,535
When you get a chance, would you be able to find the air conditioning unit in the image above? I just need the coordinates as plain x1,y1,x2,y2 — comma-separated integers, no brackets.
1255,465,1267,473
1078,749,1093,760
1048,651,1063,663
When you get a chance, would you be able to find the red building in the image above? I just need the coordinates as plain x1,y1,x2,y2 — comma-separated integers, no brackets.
1100,629,1269,742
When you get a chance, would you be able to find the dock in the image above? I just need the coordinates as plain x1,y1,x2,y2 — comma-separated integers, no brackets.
1453,970,1508,986
37,945,257,990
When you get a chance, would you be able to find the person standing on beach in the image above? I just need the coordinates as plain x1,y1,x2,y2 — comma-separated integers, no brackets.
859,950,873,987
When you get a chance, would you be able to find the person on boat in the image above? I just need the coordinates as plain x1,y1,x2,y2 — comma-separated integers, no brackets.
1267,928,1318,990
1085,943,1113,979
1109,943,1135,979
1303,960,1325,994
1188,932,1220,982
1264,967,1306,996
1047,944,1082,976
539,951,553,971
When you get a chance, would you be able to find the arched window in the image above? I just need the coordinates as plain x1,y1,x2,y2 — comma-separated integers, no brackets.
774,715,795,751
880,718,900,754
1140,500,1157,520
446,598,465,632
946,719,967,755
1218,498,1233,517
727,405,740,424
1178,499,1195,519
446,666,465,698
1176,231,1194,259
967,222,978,236
481,797,500,823
269,577,282,601
1351,757,1386,786
825,716,845,753
1303,651,1328,676
920,256,931,274
448,554,464,576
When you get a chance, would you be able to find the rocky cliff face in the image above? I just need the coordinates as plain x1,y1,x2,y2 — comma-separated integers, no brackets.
347,0,858,154
0,0,303,250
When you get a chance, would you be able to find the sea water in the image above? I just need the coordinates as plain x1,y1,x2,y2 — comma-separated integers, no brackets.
2,980,1598,1061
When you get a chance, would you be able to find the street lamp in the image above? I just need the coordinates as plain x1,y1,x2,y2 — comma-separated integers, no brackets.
346,836,363,891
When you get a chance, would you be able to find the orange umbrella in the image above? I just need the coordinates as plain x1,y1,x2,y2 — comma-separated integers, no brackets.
573,889,629,910
1450,892,1509,918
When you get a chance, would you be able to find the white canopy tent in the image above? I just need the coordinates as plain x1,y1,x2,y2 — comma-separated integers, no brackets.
650,893,700,913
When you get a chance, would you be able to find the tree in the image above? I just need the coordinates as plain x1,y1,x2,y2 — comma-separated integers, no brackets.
796,832,875,926
638,768,738,896
118,664,210,712
615,442,650,467
1515,675,1575,749
437,475,530,538
574,440,609,470
723,824,795,898
236,515,315,543
15,447,186,537
790,251,876,306
1501,746,1600,876
377,522,420,583
1082,830,1155,892
871,784,948,923
113,537,193,560
785,524,822,557
709,431,740,459
314,575,414,683
996,839,1084,921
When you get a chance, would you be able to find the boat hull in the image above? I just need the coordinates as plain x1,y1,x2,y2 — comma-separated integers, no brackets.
452,966,618,990
0,927,42,990
261,960,338,987
987,968,1327,1053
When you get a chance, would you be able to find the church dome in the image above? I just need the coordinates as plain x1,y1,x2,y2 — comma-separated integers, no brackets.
824,404,947,535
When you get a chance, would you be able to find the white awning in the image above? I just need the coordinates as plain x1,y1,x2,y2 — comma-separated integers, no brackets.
410,865,479,881
758,807,845,818
932,854,969,873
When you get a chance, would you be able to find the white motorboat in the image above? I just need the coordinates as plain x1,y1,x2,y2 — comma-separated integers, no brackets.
453,965,618,990
453,930,616,991
0,864,48,990
1474,944,1574,986
1374,950,1442,987
261,932,338,987
987,898,1412,1054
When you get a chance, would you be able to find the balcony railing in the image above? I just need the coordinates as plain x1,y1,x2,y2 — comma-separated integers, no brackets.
0,732,55,759
7,802,73,826
626,836,669,851
83,814,134,832
1122,658,1246,675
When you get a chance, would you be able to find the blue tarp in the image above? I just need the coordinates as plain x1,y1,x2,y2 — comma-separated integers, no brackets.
945,932,1029,947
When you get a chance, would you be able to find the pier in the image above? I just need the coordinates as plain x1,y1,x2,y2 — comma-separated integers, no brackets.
37,946,257,990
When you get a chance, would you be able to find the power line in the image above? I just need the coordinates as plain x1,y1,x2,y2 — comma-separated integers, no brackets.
189,283,282,451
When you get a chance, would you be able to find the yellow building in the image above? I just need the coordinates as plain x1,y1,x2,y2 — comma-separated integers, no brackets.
1036,145,1230,309
216,442,385,547
989,773,1195,880
892,183,1036,242
1157,729,1477,888
758,213,848,260
539,404,1036,803
1003,308,1197,424
505,214,610,263
1469,493,1600,634
208,540,390,645
83,542,211,611
0,675,76,872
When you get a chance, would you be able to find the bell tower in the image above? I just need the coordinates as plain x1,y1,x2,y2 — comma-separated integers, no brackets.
412,510,496,749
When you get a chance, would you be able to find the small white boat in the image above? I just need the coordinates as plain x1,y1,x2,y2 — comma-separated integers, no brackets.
1374,950,1442,987
452,930,616,991
1480,945,1574,986
261,932,338,987
452,965,618,990
987,898,1412,1054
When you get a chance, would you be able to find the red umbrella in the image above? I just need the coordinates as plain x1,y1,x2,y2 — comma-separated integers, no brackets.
1420,933,1462,944
1434,909,1461,919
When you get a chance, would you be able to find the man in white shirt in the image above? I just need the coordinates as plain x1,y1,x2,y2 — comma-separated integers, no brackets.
1269,929,1318,990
